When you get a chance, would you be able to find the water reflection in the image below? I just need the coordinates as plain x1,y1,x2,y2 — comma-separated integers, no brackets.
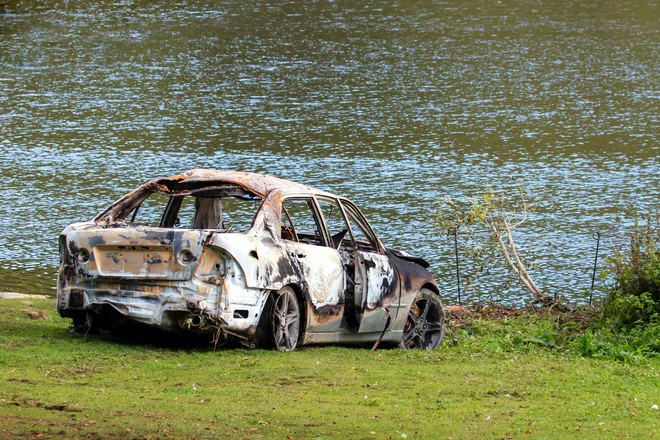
1,0,658,303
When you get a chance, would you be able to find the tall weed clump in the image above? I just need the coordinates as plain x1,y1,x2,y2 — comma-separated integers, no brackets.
604,217,660,327
572,216,660,362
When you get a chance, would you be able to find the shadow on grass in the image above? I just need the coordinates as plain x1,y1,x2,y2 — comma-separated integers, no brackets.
82,325,381,352
73,321,244,352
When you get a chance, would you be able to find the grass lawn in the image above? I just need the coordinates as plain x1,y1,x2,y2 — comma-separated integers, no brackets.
0,298,659,439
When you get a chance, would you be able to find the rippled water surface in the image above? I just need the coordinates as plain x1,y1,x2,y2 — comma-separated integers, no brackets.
1,0,659,303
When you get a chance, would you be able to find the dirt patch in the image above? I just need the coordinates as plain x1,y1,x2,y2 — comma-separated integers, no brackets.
7,378,40,385
445,302,599,330
0,293,48,299
25,310,50,320
6,398,82,413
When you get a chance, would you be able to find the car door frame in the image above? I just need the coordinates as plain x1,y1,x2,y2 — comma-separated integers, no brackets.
336,198,400,334
278,194,347,335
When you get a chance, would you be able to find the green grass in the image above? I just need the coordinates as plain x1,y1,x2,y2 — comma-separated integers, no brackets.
1,299,659,439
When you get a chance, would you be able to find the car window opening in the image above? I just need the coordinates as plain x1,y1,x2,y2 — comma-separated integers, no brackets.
116,186,261,232
280,198,325,246
342,203,378,252
316,198,360,327
318,199,349,250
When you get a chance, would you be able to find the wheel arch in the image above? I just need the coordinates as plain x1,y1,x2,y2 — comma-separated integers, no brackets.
421,283,440,296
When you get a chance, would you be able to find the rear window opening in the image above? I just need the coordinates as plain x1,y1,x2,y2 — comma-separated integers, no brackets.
102,184,262,232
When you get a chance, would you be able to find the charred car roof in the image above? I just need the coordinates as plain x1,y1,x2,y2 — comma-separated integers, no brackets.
149,169,329,198
94,169,336,223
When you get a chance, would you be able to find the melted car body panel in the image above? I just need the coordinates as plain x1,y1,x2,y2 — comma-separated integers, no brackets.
355,251,399,334
65,226,208,281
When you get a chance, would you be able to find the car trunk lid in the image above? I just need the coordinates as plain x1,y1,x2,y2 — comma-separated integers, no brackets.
66,226,209,281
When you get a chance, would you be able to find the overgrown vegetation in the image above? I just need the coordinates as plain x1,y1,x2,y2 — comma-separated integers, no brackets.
445,305,658,364
437,188,660,362
564,215,660,361
583,215,660,361
603,216,660,327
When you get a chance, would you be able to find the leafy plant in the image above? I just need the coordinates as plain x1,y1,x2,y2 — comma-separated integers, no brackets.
603,215,660,327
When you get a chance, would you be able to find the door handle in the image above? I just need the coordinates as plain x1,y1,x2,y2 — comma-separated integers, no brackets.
296,253,306,259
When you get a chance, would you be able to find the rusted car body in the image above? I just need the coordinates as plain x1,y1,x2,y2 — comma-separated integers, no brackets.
57,170,445,350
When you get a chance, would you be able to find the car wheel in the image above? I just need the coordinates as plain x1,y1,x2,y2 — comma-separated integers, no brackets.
272,286,301,351
399,288,445,350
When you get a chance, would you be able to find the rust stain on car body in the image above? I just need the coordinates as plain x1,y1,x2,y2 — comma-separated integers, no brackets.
57,169,444,350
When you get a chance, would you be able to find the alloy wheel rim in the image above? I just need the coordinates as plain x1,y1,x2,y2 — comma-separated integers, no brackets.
273,290,300,351
402,298,443,349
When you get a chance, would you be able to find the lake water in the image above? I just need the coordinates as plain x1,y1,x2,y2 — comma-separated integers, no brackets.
1,0,658,305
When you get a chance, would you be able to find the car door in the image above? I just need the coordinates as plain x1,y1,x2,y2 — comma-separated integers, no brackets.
339,200,399,334
316,196,361,330
280,197,346,333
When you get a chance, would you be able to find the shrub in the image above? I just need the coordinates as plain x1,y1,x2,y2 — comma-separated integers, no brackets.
603,216,660,327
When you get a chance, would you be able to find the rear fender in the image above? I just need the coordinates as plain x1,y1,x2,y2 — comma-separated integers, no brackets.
386,250,439,332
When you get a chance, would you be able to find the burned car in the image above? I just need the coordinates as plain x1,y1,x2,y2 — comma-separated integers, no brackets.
57,170,445,351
